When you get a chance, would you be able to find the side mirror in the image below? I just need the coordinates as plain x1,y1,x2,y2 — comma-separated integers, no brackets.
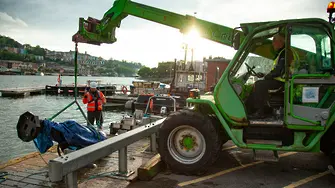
233,32,241,50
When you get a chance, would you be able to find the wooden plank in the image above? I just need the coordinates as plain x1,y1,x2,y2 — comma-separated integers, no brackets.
137,154,165,181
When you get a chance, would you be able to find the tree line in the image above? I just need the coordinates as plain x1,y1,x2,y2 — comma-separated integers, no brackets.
0,35,143,76
137,61,175,79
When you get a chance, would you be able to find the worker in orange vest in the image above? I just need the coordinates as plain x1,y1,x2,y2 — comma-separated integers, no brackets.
83,82,106,131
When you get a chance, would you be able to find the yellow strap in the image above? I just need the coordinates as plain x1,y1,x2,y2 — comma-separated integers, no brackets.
272,48,300,82
272,48,285,70
274,77,285,82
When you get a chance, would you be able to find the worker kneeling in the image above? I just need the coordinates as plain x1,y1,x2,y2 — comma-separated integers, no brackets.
16,111,107,155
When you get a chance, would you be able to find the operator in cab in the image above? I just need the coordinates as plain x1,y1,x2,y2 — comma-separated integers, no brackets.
83,82,107,130
249,32,296,119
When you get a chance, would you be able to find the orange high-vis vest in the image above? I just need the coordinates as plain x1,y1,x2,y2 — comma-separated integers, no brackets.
82,91,106,112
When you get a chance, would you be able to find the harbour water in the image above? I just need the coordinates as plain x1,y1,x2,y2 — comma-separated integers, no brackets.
0,75,139,163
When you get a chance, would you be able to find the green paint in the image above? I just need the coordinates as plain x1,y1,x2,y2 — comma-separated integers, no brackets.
286,125,324,131
231,129,245,145
317,86,335,108
292,132,306,148
216,79,247,122
183,136,194,150
186,98,245,146
309,141,321,153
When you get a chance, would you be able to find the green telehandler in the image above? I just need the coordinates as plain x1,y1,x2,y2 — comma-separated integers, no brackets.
73,0,335,175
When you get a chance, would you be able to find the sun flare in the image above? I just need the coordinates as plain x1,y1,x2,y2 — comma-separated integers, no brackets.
183,27,201,49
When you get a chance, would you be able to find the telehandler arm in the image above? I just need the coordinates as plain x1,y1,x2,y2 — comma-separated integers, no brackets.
72,0,274,59
73,0,237,46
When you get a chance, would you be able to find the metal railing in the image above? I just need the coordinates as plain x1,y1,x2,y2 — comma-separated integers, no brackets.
144,95,177,114
48,118,166,188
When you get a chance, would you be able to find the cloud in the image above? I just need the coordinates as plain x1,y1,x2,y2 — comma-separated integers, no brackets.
0,12,28,28
0,11,73,51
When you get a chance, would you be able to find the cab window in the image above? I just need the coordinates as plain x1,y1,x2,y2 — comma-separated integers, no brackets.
290,24,333,74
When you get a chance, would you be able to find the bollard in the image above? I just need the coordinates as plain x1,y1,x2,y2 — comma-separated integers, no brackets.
119,147,128,174
65,171,78,188
107,146,134,179
150,133,157,152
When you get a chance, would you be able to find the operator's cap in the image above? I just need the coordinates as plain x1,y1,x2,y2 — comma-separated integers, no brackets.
90,82,97,88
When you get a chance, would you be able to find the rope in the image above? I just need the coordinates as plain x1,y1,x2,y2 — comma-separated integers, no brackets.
38,153,48,165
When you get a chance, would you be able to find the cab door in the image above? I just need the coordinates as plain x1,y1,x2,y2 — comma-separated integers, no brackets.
284,23,335,128
216,26,281,123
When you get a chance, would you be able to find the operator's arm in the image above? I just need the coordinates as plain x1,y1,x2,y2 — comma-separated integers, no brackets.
101,92,106,104
83,92,89,104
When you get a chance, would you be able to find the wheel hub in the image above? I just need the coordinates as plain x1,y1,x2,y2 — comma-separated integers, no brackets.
167,125,206,164
180,134,196,150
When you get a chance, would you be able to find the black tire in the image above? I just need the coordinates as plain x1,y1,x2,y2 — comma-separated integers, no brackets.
321,124,335,156
208,114,229,145
331,150,335,168
158,110,222,175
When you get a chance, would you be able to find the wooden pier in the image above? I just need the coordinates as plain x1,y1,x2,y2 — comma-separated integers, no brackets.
106,95,137,103
0,85,139,111
0,86,45,97
45,84,118,96
0,84,131,98
103,103,126,111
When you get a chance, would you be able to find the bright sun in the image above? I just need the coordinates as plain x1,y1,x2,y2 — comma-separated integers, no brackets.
183,27,201,49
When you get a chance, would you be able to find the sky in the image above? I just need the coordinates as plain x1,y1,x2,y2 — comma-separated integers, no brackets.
0,0,329,67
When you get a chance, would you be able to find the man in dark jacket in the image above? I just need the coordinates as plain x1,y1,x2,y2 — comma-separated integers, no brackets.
249,33,291,118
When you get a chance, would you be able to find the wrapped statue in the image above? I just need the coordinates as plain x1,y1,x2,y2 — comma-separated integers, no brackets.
17,111,107,155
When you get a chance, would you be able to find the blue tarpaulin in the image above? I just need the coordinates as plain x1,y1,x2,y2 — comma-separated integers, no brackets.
33,120,106,153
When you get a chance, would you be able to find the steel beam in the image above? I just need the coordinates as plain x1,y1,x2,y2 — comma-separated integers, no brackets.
49,118,166,182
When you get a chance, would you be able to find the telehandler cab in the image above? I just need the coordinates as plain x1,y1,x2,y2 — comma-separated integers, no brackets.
73,0,335,175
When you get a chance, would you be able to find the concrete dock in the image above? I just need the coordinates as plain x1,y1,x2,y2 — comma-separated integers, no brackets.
0,86,45,97
0,138,154,188
1,140,334,188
